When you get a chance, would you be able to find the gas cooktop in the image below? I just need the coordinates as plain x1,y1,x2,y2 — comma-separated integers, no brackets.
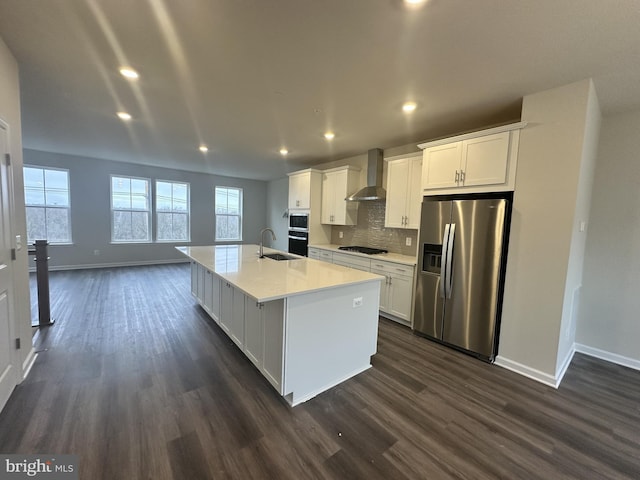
338,246,388,255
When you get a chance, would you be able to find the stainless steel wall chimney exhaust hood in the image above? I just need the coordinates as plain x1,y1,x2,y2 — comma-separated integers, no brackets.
346,148,385,201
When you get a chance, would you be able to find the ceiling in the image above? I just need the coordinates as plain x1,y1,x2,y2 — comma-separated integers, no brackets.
1,0,639,181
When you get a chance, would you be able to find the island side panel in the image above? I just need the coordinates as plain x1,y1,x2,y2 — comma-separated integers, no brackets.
283,280,381,406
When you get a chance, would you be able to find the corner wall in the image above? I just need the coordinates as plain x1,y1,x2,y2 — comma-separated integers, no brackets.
497,79,598,385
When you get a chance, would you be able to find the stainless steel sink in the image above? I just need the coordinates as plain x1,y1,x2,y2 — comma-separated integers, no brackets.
262,253,299,261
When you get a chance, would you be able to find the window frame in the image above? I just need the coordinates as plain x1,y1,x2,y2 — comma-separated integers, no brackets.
110,174,152,244
23,165,72,245
154,179,191,243
214,186,243,242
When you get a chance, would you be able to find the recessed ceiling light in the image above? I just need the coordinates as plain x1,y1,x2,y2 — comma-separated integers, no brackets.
402,101,417,113
280,148,289,156
324,132,335,140
119,67,139,80
117,111,132,120
199,145,209,153
405,0,426,5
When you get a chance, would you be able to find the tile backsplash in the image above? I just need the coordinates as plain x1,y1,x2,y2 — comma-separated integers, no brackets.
330,201,418,257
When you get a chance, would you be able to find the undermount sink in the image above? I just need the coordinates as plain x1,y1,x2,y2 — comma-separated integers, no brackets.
262,253,299,261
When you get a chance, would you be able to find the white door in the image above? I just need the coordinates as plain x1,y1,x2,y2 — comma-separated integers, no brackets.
0,122,18,411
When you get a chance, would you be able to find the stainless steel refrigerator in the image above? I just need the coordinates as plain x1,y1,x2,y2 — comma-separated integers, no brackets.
413,193,512,362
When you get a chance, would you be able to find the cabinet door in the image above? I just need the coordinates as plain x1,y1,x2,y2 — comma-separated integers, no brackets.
288,173,311,209
406,157,423,229
229,287,245,348
385,159,409,228
370,268,389,312
422,142,461,190
388,273,413,322
461,132,510,187
220,281,233,335
321,173,333,224
262,300,284,393
244,299,263,368
204,270,214,312
210,274,221,323
331,170,349,224
196,264,206,303
190,261,198,298
307,247,320,260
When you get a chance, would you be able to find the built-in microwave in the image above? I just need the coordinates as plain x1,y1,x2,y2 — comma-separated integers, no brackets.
289,212,309,231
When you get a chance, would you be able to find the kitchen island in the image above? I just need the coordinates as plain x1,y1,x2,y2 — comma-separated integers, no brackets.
177,244,383,406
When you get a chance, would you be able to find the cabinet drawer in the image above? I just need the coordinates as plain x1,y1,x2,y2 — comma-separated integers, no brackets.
332,252,371,271
307,247,320,259
370,260,414,277
318,250,333,262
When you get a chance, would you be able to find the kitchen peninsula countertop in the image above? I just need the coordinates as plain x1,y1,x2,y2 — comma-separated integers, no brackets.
309,244,417,266
177,244,383,303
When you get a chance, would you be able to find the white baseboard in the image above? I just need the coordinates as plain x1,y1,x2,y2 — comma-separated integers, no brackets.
21,347,37,382
575,343,640,371
28,258,190,272
555,345,576,385
494,356,560,388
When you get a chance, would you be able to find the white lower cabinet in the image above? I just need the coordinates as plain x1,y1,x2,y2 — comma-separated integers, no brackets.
220,281,245,348
192,263,285,394
245,299,285,393
307,247,320,260
370,261,414,324
190,261,198,297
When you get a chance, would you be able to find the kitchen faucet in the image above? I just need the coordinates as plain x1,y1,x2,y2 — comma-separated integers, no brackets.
259,228,276,258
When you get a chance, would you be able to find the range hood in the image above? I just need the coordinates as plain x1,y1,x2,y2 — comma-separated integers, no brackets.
346,148,385,201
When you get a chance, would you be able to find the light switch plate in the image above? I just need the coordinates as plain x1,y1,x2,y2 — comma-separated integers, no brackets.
15,235,21,250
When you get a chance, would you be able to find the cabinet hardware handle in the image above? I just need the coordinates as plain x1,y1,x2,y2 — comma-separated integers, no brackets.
460,170,465,183
389,277,392,285
455,170,460,183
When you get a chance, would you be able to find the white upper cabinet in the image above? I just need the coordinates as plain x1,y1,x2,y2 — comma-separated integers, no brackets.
321,166,361,225
385,153,423,229
288,170,312,209
419,122,525,195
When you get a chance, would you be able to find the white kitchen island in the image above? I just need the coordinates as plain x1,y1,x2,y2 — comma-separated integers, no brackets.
177,244,383,406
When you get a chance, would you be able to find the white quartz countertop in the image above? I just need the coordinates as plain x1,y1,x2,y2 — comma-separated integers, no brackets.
308,244,417,266
177,244,384,302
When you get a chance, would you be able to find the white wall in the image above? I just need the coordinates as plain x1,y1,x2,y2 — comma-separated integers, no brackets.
0,37,34,379
577,109,640,368
497,79,599,385
23,149,269,269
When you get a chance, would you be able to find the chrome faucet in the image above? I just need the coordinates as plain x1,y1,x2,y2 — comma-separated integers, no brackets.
259,228,276,258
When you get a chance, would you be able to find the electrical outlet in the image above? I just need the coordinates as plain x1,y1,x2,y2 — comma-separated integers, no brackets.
353,297,363,308
93,249,100,256
339,231,344,239
405,237,412,246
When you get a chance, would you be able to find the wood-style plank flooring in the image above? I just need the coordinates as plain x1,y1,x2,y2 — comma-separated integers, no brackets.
1,264,639,479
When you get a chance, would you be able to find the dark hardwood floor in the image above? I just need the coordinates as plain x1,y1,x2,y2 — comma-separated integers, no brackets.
3,264,639,479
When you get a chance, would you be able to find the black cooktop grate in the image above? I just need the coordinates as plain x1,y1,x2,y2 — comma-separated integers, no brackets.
338,246,388,255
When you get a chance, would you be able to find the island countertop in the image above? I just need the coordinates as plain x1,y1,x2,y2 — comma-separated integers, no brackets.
177,244,384,303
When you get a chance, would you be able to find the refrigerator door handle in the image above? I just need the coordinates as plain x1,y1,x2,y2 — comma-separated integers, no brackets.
439,223,451,298
445,223,456,298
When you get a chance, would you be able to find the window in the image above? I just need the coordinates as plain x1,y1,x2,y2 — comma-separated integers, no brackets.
215,186,242,241
23,166,71,244
156,180,190,241
111,175,151,242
